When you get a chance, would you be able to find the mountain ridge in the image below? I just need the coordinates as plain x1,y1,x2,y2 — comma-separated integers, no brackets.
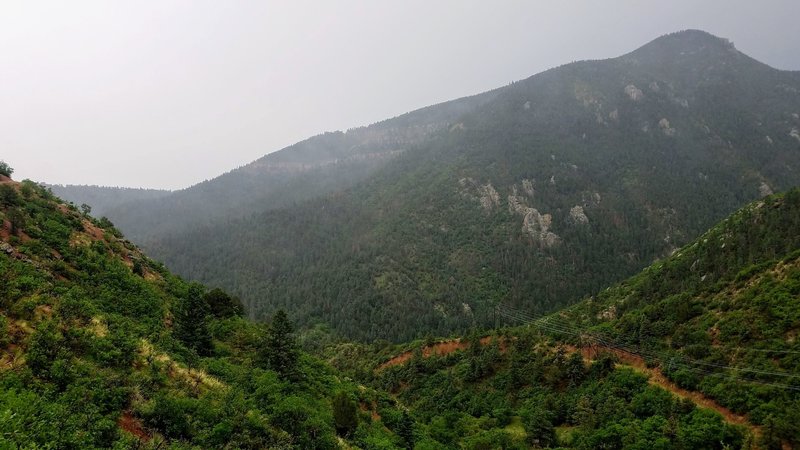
52,30,800,342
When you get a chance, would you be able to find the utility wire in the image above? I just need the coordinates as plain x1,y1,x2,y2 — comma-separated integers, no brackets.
494,303,800,391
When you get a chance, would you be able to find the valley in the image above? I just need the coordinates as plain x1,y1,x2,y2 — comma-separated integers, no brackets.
3,27,800,449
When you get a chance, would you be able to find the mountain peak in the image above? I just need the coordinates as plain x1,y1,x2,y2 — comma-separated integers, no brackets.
623,29,740,66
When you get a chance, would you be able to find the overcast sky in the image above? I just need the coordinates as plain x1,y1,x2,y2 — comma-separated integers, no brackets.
3,1,799,190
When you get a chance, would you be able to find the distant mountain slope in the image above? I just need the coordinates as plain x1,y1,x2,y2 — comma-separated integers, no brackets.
322,188,800,448
47,184,171,218
64,30,800,343
91,92,498,240
0,174,414,448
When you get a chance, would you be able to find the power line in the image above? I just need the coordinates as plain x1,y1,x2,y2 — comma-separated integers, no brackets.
494,303,800,391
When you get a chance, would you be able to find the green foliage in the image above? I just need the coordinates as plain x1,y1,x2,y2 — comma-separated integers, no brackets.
26,320,67,379
173,283,213,356
203,287,245,318
332,390,359,436
557,189,800,446
93,31,800,344
259,310,299,378
0,186,413,449
0,184,20,208
0,160,12,177
0,315,8,347
364,331,744,449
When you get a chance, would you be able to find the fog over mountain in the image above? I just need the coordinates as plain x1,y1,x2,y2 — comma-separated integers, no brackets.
53,30,800,343
3,1,800,189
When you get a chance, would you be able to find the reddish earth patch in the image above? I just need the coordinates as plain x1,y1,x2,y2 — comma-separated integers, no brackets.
1,219,31,243
569,344,758,435
359,401,382,421
118,412,150,441
378,337,759,437
0,219,10,240
377,336,504,371
81,219,106,241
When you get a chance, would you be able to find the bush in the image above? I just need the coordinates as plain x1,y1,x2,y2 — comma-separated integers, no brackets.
0,160,13,177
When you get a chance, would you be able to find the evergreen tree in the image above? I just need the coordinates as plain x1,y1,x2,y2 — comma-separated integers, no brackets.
396,410,415,449
0,160,12,177
204,288,245,318
332,391,358,436
173,284,213,356
260,310,298,378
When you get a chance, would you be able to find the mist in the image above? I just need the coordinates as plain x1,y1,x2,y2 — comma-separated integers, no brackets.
2,0,799,189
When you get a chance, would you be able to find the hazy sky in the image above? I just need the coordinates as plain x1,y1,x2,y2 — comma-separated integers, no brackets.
3,1,799,190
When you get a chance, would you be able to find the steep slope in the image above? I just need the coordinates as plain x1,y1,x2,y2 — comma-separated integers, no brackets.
0,174,416,449
519,187,800,447
47,184,171,219
133,30,800,342
76,92,497,241
364,331,749,449
320,189,800,448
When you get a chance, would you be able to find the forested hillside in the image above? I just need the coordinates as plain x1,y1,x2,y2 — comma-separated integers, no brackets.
316,188,800,449
149,31,800,342
516,188,800,447
6,168,787,448
0,172,417,448
68,92,498,241
61,30,800,343
48,184,171,219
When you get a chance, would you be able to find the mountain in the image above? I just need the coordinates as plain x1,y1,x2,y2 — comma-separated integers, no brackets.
324,188,800,449
65,93,498,242
63,30,800,342
544,187,800,447
48,184,171,218
5,168,784,448
0,173,417,448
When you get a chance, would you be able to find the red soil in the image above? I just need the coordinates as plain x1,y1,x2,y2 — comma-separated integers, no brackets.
377,336,503,371
568,344,758,435
118,412,150,441
377,337,759,436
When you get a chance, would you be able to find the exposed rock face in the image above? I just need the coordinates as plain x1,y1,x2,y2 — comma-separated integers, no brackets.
596,305,617,320
791,127,800,143
459,178,501,212
759,181,774,197
625,84,644,101
477,183,500,211
659,118,676,136
521,179,535,197
673,97,689,108
508,187,560,247
568,205,589,225
522,209,560,247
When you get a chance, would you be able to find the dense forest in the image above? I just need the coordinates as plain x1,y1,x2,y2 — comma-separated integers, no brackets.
0,175,415,448
7,29,800,449
551,189,800,446
7,166,796,448
314,188,800,448
98,30,800,342
56,31,800,343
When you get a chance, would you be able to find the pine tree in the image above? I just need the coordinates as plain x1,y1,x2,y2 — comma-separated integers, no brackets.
173,284,213,356
332,391,358,436
260,310,298,378
396,410,414,449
